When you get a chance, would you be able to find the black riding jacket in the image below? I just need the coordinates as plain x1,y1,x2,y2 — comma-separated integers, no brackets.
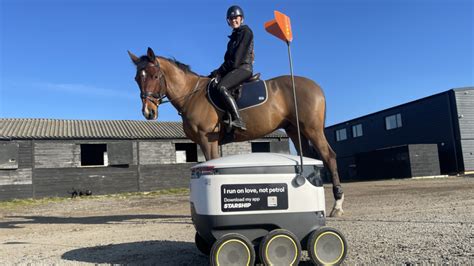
216,24,254,76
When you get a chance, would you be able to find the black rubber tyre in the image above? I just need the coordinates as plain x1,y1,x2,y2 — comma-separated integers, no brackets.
259,229,301,266
210,233,255,266
307,227,347,265
195,232,211,256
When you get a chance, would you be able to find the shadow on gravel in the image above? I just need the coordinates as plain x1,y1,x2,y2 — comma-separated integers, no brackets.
0,214,191,229
326,217,472,225
61,240,316,266
61,240,209,265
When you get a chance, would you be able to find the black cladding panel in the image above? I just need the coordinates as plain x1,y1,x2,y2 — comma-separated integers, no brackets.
108,142,133,165
455,89,474,171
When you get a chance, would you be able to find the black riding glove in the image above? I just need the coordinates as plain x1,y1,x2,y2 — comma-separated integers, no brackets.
208,70,221,84
208,70,219,79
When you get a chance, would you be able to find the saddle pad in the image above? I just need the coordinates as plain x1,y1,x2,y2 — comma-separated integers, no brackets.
207,80,268,112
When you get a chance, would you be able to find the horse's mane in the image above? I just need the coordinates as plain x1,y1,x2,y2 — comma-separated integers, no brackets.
161,56,201,76
139,55,202,77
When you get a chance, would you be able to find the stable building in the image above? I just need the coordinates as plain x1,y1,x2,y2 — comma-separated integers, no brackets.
0,118,289,201
325,87,474,180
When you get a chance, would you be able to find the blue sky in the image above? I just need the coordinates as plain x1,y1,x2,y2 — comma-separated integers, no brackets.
1,0,472,127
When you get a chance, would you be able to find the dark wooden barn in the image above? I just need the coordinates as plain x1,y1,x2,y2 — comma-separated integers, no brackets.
0,119,289,201
325,87,474,180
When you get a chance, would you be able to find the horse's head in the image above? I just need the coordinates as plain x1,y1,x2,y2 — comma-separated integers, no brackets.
128,47,166,120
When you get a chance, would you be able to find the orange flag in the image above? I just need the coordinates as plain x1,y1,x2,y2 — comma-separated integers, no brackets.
264,11,293,43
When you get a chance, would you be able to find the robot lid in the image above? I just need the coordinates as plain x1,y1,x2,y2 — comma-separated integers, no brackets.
192,153,323,170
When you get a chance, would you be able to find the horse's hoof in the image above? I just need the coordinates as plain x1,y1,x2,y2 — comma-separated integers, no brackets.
329,208,344,217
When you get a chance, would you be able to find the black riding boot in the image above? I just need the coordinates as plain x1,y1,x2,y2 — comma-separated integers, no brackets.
220,87,247,131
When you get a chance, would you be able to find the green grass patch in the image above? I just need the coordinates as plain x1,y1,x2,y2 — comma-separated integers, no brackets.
0,188,190,210
0,197,65,210
95,188,190,199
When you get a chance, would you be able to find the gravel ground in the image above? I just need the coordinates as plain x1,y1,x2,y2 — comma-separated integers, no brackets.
0,177,473,265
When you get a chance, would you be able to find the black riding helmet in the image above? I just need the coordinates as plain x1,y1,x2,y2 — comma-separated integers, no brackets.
227,5,244,19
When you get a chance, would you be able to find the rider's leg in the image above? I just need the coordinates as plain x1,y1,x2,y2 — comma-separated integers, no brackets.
217,69,252,130
218,86,247,130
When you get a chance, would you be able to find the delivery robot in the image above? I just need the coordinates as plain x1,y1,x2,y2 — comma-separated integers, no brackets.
190,153,347,265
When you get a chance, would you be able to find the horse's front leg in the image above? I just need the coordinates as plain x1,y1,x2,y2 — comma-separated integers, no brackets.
210,141,219,159
198,131,220,161
199,141,212,161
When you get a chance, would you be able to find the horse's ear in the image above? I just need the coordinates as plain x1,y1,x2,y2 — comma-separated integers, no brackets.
147,47,157,63
128,50,140,65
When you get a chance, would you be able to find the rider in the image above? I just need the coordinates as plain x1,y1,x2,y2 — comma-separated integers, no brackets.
208,5,254,131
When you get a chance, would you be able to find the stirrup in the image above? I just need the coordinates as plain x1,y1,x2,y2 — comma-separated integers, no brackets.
223,118,246,131
223,113,232,126
232,119,247,131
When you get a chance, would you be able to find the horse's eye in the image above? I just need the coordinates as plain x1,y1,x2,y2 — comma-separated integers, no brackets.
154,75,158,79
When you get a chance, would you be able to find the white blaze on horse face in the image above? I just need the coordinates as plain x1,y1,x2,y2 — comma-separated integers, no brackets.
142,101,157,120
141,70,146,78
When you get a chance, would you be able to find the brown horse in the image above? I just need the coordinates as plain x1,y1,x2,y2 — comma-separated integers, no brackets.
128,47,344,217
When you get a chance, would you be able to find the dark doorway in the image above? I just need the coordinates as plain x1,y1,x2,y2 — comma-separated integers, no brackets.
81,144,107,166
251,142,270,152
175,143,198,163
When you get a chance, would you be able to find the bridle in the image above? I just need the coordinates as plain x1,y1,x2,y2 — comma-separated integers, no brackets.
140,69,167,105
139,65,203,111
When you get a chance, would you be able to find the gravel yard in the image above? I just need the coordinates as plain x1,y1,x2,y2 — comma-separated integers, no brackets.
1,177,473,265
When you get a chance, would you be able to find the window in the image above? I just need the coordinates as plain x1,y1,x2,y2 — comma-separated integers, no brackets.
352,124,363,138
385,113,402,130
251,142,270,152
0,143,19,169
335,128,347,141
175,143,198,163
81,144,107,166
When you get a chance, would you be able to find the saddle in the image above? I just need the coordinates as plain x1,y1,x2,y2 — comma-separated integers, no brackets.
207,73,268,145
207,73,267,112
231,73,261,100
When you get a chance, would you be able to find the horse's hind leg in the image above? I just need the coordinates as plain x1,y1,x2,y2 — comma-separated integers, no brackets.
303,127,344,217
284,126,313,157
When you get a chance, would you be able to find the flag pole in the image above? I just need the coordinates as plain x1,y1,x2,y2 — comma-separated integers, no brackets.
286,41,304,175
265,11,305,180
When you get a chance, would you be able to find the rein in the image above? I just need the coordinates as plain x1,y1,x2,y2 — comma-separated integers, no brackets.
161,77,203,107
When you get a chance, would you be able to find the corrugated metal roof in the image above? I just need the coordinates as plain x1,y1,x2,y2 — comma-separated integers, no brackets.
0,118,287,140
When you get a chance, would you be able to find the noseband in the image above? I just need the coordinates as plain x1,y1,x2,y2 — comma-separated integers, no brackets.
140,91,166,104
